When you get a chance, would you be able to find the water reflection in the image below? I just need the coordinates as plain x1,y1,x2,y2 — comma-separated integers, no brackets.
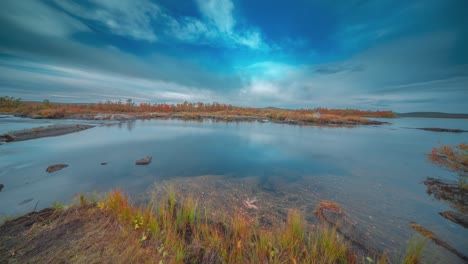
0,117,467,261
424,177,468,209
117,120,135,131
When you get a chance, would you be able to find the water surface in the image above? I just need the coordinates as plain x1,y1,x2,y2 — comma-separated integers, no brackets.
0,116,467,261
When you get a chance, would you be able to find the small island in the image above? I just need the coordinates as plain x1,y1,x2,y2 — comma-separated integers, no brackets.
1,96,395,127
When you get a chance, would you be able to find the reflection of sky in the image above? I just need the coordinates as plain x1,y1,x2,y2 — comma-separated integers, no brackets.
0,118,467,256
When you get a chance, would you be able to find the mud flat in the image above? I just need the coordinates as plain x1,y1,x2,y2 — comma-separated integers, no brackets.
0,124,94,143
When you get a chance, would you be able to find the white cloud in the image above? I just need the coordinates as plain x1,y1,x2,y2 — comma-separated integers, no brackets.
196,0,234,33
2,0,89,37
195,0,267,49
225,30,468,111
0,57,221,104
54,0,160,42
50,0,266,49
165,16,214,42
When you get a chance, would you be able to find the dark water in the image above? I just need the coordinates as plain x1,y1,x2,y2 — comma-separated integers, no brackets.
0,116,467,261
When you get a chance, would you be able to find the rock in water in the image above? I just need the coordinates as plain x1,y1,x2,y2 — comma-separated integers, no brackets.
410,222,468,261
46,164,69,173
0,184,4,192
135,156,152,165
439,211,468,229
313,200,378,255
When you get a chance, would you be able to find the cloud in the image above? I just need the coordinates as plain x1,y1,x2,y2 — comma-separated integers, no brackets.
230,31,468,112
52,0,267,49
55,0,160,42
0,57,221,103
2,0,89,37
0,1,244,92
315,64,364,75
165,16,213,42
196,0,234,33
0,0,466,112
195,0,267,49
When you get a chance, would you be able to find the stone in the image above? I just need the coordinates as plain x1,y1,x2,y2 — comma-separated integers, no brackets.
46,164,69,173
135,156,152,165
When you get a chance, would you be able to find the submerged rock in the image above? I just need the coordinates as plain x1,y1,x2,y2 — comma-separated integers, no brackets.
423,177,468,207
416,127,467,133
313,200,347,221
135,156,152,165
410,222,468,261
19,198,34,205
439,211,468,229
0,183,4,192
101,162,108,165
0,134,15,142
46,164,69,173
313,200,378,255
1,124,94,143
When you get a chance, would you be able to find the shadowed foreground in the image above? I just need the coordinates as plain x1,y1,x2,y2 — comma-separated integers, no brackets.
0,190,401,264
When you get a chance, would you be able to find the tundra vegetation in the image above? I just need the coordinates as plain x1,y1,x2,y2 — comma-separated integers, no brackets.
428,143,468,188
0,96,395,125
0,188,436,263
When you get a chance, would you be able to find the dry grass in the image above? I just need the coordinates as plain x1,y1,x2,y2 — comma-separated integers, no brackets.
100,189,359,263
1,190,434,263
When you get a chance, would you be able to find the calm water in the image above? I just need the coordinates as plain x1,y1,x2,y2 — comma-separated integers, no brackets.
0,116,467,261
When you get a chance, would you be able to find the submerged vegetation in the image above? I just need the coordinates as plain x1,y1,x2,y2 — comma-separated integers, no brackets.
428,143,467,189
0,96,395,125
428,143,468,173
424,142,468,235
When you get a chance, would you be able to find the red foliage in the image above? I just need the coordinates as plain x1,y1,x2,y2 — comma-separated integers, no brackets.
428,143,468,175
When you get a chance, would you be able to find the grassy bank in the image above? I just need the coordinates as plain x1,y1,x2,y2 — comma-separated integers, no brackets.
0,96,395,125
1,189,432,263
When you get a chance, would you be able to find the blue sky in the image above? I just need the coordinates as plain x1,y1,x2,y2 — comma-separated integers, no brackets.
0,0,467,112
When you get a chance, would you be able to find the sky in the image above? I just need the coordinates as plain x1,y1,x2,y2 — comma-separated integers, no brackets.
0,0,467,112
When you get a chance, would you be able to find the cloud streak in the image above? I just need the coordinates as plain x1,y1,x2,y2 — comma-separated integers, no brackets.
0,0,466,112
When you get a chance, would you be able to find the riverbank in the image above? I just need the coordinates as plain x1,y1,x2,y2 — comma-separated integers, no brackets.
0,190,399,264
0,96,395,127
0,124,94,143
9,112,388,127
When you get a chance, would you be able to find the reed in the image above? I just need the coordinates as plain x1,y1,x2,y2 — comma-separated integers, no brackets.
97,189,364,263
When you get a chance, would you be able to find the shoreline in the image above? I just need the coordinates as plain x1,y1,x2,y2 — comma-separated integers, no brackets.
8,112,389,127
0,124,95,143
0,191,386,263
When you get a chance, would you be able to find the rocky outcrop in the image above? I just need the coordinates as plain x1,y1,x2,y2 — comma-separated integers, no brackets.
0,124,94,143
135,156,152,165
46,164,69,173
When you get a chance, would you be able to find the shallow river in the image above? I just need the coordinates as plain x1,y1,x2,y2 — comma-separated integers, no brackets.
0,115,467,262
